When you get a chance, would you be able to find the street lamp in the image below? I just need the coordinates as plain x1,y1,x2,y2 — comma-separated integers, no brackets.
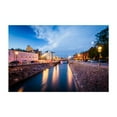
78,54,80,56
15,51,19,60
15,51,19,66
97,46,102,66
77,54,80,61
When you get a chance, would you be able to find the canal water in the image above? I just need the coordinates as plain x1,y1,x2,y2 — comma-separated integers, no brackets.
10,63,76,92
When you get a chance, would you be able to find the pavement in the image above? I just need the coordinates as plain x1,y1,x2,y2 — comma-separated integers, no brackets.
69,61,108,92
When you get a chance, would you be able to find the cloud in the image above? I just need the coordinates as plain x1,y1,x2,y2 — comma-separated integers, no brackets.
30,25,104,57
31,26,71,51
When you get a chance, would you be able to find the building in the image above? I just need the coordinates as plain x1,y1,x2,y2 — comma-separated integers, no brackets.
73,51,89,61
9,50,38,64
82,51,89,61
41,51,55,60
33,49,42,60
26,45,33,52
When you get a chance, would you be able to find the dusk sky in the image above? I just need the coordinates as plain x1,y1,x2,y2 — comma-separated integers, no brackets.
9,25,107,57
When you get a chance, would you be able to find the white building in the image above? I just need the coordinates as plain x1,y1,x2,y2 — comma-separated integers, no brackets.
41,51,54,60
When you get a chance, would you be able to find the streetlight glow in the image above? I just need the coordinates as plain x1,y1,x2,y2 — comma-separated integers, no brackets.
97,46,102,66
78,54,80,56
14,51,19,63
15,51,19,55
98,46,102,53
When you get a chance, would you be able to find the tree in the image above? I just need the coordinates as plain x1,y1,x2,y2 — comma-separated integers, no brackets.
95,27,108,45
95,27,109,59
88,47,98,60
11,48,14,50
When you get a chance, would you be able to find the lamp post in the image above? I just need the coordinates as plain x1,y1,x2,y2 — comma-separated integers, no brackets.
15,51,19,66
97,46,102,66
77,54,81,61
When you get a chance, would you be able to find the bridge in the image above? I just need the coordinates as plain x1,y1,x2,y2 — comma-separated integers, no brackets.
58,59,69,64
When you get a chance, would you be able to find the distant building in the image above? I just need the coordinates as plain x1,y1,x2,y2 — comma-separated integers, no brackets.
82,51,89,61
33,49,42,60
26,45,33,52
41,51,54,60
73,51,89,61
9,50,38,64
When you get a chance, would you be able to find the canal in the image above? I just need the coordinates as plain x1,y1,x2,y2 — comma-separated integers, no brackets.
9,63,76,92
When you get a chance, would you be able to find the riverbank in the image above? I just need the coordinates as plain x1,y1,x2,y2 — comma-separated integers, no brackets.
69,61,108,92
9,62,58,87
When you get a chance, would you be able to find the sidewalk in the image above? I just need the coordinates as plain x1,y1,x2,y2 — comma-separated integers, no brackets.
69,61,108,92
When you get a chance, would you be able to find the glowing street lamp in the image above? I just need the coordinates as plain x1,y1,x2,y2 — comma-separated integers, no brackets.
98,46,102,53
78,54,80,57
15,51,19,55
97,46,102,65
15,51,19,65
15,51,19,60
77,54,81,60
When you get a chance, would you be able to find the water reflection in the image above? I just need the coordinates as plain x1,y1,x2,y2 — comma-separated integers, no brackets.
56,64,59,79
13,63,76,92
52,65,59,88
41,68,49,91
67,64,73,90
18,87,24,92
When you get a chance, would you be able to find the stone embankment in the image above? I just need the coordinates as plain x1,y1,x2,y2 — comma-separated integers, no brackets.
9,62,58,87
69,61,108,92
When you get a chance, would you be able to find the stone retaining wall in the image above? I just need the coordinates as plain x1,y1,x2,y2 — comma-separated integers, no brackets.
9,63,58,87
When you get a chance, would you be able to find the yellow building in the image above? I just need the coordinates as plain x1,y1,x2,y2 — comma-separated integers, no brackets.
73,51,89,61
26,45,33,52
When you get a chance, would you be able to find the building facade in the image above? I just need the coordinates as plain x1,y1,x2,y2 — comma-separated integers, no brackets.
73,51,89,61
26,45,33,52
9,50,38,63
41,51,54,60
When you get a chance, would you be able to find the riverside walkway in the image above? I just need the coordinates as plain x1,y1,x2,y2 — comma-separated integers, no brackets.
69,61,108,92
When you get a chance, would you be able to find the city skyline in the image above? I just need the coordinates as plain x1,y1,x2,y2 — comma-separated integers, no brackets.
9,25,107,57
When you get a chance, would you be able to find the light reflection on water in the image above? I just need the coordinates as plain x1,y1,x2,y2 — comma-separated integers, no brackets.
52,64,59,88
16,63,75,92
17,87,24,92
67,64,73,90
41,68,49,91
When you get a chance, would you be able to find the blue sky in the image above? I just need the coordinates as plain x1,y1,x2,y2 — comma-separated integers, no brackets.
9,25,108,57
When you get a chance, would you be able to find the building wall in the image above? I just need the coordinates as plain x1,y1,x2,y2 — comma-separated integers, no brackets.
73,52,89,61
41,51,53,60
9,50,38,63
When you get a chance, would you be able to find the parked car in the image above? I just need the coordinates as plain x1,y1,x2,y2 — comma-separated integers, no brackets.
99,60,107,63
9,61,20,66
87,60,98,63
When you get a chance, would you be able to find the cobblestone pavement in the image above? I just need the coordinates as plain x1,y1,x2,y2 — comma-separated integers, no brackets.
69,61,108,92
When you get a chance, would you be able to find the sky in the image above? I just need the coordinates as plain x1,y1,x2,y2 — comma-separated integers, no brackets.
9,25,108,57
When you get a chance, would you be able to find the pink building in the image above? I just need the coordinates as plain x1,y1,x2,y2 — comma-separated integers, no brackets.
9,50,38,63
